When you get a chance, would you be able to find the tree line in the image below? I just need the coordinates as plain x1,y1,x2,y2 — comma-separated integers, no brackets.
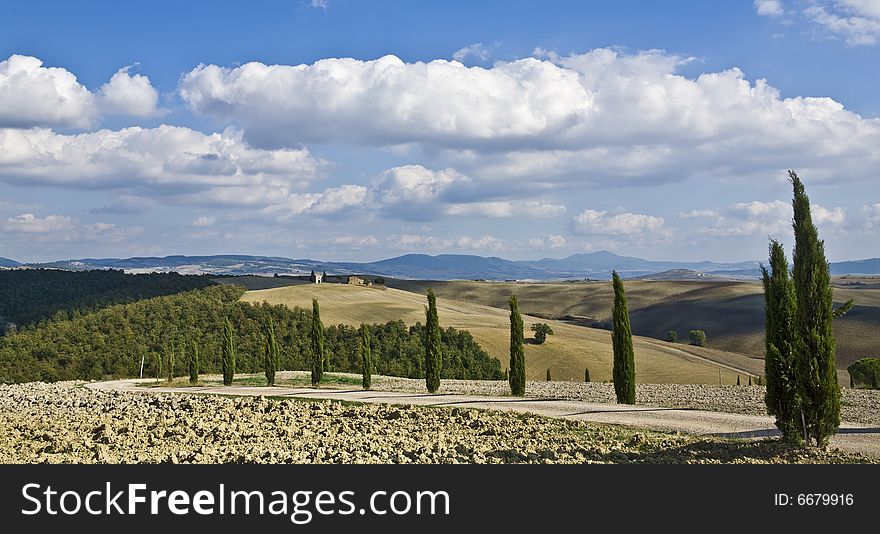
0,269,214,329
0,284,502,383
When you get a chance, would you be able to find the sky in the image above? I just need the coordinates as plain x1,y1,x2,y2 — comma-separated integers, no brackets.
1,0,879,264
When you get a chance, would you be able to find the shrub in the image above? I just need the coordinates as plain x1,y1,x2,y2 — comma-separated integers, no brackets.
847,358,880,389
689,330,707,347
531,323,554,344
666,330,678,342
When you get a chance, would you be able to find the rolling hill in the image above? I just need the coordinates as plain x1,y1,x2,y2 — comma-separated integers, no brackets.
24,251,880,280
386,279,880,374
241,283,764,385
0,257,19,268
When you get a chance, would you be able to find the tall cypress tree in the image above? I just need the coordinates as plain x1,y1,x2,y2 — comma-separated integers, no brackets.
508,295,525,396
424,289,442,393
165,340,174,383
188,340,199,384
264,317,278,386
360,323,372,390
222,317,236,386
790,171,840,447
310,298,324,386
761,240,802,443
611,271,636,404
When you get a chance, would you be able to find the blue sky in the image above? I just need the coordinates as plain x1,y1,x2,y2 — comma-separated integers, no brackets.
1,0,879,263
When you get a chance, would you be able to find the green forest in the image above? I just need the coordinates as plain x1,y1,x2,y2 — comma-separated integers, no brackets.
0,284,502,383
0,269,215,328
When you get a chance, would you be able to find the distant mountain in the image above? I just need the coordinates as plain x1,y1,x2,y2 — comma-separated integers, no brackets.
17,252,880,280
0,257,20,268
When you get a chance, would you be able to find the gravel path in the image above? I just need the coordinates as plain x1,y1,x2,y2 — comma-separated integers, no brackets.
88,374,880,459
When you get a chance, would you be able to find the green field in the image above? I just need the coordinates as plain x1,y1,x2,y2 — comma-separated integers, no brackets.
242,284,763,384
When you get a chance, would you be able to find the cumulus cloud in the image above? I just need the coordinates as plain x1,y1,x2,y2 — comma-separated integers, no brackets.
529,234,567,249
569,209,666,236
805,0,880,46
0,125,323,190
258,184,368,221
99,66,164,117
4,213,73,234
445,200,565,218
179,50,880,187
755,0,785,17
453,42,492,62
0,55,96,128
375,165,465,204
694,200,846,237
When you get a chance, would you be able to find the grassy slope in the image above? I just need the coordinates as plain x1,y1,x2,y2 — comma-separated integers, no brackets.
242,284,759,384
387,279,880,370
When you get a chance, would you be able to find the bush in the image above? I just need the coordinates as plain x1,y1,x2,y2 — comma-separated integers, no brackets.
666,330,678,342
847,358,880,389
531,323,554,344
689,330,707,347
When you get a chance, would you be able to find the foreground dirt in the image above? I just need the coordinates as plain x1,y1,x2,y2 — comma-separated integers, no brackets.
1,381,874,464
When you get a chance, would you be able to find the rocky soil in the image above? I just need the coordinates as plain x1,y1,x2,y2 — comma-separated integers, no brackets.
1,381,873,464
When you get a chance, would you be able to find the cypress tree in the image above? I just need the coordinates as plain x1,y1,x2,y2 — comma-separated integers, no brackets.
188,340,199,384
424,289,442,393
165,340,174,383
790,171,840,447
611,271,636,404
310,299,324,386
222,317,236,386
508,295,525,396
761,239,802,443
264,317,278,386
360,323,372,390
546,368,551,381
584,366,590,383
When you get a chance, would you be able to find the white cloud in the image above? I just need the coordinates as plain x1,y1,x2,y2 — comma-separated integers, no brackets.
375,165,464,204
570,209,665,236
445,200,565,218
805,1,880,46
3,213,140,243
309,0,328,8
90,195,154,215
680,209,720,218
455,234,503,250
180,50,880,187
191,216,216,227
4,213,73,234
453,42,492,62
258,184,368,221
99,66,164,117
755,0,785,17
862,203,880,228
699,200,846,237
529,234,568,249
0,55,96,128
0,125,323,190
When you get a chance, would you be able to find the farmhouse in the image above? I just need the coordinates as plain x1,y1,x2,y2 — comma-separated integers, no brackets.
347,275,368,286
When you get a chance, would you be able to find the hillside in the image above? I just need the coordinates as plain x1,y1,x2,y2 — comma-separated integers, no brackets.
0,258,19,268
386,279,880,371
241,284,764,384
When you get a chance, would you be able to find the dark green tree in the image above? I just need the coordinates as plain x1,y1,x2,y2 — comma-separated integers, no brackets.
310,299,324,386
761,239,802,443
666,330,678,342
222,317,236,386
508,295,525,396
424,289,442,393
264,317,278,386
531,323,554,344
790,171,840,447
584,366,591,383
165,340,174,383
360,323,372,390
689,330,707,347
611,271,636,404
188,340,199,384
546,368,551,381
